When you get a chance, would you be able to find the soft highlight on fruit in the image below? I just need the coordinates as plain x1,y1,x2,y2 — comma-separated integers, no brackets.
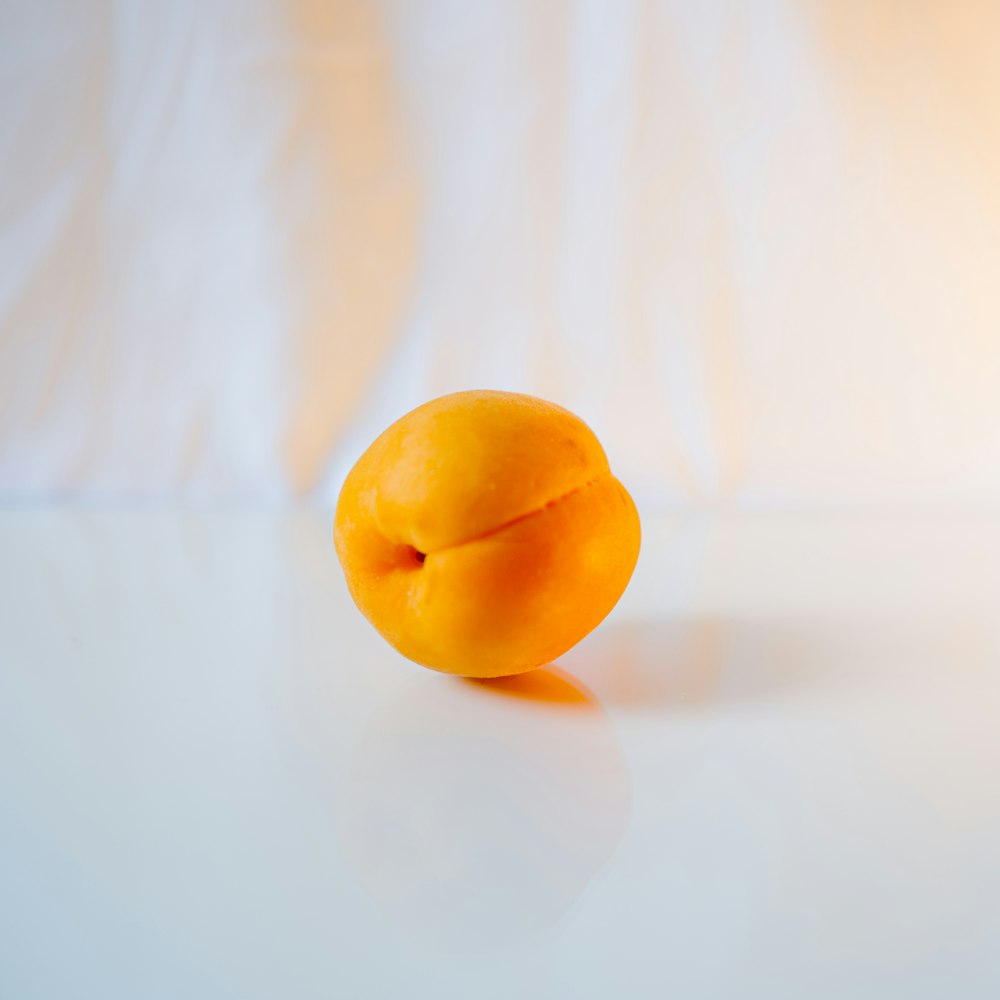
334,390,641,677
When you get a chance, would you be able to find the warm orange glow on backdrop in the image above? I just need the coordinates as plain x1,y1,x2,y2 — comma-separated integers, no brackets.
3,0,1000,507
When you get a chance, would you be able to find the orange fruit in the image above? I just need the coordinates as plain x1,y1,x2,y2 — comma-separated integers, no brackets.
334,390,640,677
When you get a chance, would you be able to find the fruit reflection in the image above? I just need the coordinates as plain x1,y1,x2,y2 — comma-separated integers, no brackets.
340,666,630,950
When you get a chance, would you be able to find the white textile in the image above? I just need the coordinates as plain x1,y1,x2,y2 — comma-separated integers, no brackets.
2,1,1000,508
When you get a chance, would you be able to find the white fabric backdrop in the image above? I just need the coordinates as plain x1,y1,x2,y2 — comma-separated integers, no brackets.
2,0,1000,508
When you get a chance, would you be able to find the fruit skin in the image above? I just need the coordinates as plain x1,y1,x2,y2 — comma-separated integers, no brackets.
334,390,641,677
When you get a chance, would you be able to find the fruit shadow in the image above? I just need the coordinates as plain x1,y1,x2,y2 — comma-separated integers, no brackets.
556,616,813,710
462,665,599,707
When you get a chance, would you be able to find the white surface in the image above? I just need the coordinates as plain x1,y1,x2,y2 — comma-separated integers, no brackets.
3,508,1000,999
5,1,1000,504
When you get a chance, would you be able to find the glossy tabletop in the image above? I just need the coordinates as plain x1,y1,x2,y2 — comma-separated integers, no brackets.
2,509,999,999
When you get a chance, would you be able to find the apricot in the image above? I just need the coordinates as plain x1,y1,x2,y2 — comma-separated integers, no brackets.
333,390,641,677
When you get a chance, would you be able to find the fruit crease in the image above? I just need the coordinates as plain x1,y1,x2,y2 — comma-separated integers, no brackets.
425,474,607,556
